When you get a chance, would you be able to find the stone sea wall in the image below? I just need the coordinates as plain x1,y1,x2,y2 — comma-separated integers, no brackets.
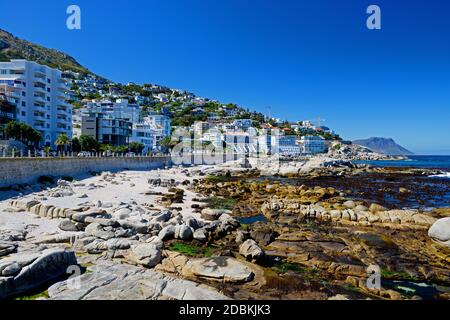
0,156,171,188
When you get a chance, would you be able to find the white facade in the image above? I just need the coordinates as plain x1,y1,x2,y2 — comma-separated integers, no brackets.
274,135,302,156
140,115,171,151
233,119,253,131
130,121,156,153
299,135,327,154
84,99,140,123
146,114,171,137
0,60,73,147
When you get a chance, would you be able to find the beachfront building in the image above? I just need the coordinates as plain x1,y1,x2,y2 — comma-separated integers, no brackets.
143,114,171,150
81,112,132,146
84,99,141,123
275,135,302,156
0,59,73,147
299,135,327,154
130,121,156,153
0,96,16,140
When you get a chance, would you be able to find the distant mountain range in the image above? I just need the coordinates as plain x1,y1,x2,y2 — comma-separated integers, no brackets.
0,28,93,76
353,137,414,155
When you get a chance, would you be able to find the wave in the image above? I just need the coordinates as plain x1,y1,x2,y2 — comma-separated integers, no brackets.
429,172,450,178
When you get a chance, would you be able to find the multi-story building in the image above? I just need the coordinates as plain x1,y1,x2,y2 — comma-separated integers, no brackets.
298,135,327,154
84,99,140,123
233,119,253,131
130,120,156,153
81,112,132,146
0,95,16,140
145,114,171,149
0,60,72,147
275,135,302,156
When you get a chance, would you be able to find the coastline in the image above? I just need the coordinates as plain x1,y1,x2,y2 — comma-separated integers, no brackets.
1,157,450,300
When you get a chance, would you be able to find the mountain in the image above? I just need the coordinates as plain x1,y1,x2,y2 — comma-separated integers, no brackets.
353,137,414,156
0,28,94,76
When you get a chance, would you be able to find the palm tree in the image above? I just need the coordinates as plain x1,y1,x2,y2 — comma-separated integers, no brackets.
55,134,71,153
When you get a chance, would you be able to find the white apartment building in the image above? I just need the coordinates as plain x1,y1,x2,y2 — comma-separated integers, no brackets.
0,60,73,147
146,114,171,136
131,115,171,151
130,121,156,153
275,135,302,156
84,99,140,123
299,135,327,154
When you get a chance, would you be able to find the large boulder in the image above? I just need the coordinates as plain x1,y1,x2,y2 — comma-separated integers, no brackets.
239,239,265,262
59,219,79,232
127,244,162,268
428,217,450,247
193,228,209,242
71,209,109,223
84,223,115,240
201,208,230,221
0,249,77,299
158,225,176,241
176,225,194,241
0,241,17,257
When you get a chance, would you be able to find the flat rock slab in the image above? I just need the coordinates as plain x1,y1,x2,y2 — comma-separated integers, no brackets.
183,256,255,283
47,262,229,300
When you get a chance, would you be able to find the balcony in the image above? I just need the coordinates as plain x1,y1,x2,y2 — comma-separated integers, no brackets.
33,104,47,112
33,121,46,129
34,72,46,81
33,113,47,121
33,85,46,94
34,95,46,103
34,66,46,75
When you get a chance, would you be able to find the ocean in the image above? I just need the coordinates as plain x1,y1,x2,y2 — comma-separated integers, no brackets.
355,155,450,173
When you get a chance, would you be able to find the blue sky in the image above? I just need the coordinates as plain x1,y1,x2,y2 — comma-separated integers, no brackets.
1,0,450,154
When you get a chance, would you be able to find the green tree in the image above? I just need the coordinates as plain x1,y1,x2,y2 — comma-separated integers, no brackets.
128,142,145,154
4,121,42,149
161,136,173,149
71,137,81,152
79,134,99,152
55,134,71,152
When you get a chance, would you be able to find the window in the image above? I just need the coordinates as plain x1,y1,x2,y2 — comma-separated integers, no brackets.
47,79,51,84
47,97,50,102
0,69,7,74
21,101,26,107
47,88,51,92
22,91,26,97
21,111,26,116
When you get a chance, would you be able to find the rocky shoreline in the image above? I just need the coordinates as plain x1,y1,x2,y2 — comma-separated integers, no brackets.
1,158,449,300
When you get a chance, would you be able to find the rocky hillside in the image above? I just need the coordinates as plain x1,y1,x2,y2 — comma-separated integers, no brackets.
353,137,413,156
0,29,93,76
